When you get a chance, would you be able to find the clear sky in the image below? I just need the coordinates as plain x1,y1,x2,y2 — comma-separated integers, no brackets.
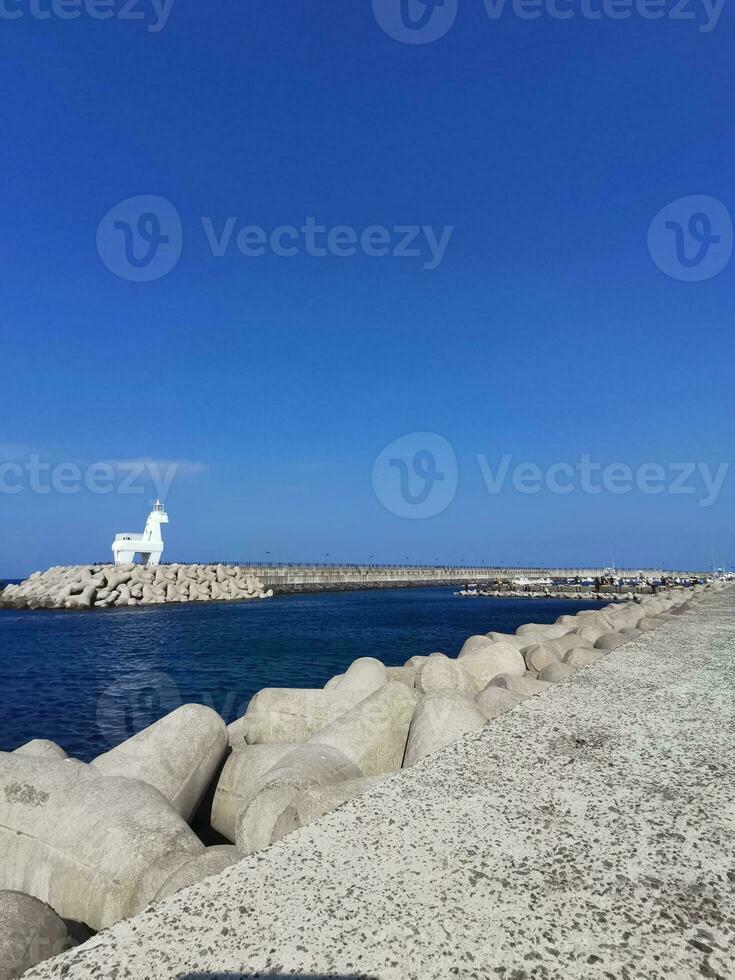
1,1,733,577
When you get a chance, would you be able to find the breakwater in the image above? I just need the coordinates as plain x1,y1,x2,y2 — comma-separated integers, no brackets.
1,561,705,610
1,579,729,977
0,564,273,610
211,562,700,590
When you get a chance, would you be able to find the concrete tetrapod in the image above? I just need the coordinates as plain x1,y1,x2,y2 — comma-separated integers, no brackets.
595,632,629,651
308,681,418,777
331,657,387,698
555,614,581,627
605,608,643,632
270,775,387,844
457,635,496,658
574,610,616,632
226,714,251,749
91,704,228,822
515,622,571,640
567,625,607,645
475,685,528,720
210,743,300,841
484,631,527,650
0,755,203,930
403,691,486,767
153,846,241,900
13,740,67,761
548,633,594,657
385,665,417,688
0,891,73,980
0,564,274,611
457,641,526,693
489,673,553,696
523,644,560,673
239,688,365,744
235,745,362,855
638,616,667,631
415,652,472,694
538,662,580,683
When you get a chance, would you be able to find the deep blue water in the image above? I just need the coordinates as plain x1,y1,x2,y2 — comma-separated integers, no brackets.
0,589,606,760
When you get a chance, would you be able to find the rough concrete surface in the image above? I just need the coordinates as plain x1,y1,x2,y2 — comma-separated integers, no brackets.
25,589,735,979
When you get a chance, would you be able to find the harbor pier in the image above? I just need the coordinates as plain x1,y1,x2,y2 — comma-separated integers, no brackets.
204,562,703,592
14,582,734,978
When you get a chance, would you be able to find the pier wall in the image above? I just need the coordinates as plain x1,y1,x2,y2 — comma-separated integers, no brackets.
219,563,702,591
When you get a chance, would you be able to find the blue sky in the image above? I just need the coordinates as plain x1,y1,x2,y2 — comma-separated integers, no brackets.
1,1,733,577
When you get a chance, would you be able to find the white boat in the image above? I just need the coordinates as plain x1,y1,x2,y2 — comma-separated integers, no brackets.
455,582,479,596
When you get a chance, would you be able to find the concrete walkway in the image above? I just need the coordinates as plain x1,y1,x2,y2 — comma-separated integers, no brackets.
27,589,735,980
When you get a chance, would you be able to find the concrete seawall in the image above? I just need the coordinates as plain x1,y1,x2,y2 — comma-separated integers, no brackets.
13,584,734,978
220,563,703,591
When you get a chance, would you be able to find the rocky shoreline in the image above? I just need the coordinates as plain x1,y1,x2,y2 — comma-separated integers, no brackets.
0,580,728,977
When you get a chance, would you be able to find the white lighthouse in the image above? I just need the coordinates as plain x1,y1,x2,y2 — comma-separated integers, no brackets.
111,501,169,567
